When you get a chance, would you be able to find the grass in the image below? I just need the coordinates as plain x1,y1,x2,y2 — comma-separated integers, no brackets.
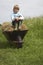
0,17,43,65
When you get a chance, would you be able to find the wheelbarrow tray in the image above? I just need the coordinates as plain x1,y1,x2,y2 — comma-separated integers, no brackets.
3,30,28,41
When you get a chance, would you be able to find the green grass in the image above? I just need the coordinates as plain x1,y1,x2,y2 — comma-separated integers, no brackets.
0,17,43,65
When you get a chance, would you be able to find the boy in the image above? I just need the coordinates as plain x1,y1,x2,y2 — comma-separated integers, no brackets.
11,5,24,30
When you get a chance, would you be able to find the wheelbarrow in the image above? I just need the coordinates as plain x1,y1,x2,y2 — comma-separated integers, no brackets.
3,29,28,48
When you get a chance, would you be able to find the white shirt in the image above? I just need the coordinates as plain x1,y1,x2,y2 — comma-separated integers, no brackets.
11,12,24,21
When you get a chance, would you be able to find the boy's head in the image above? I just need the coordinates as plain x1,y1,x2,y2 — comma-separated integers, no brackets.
13,5,19,13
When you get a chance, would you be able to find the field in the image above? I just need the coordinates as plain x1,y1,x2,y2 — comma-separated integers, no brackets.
0,17,43,65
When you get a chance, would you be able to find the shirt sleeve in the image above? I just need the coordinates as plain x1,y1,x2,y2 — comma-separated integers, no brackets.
11,14,15,21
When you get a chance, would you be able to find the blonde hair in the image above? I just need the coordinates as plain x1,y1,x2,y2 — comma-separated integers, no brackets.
13,5,19,11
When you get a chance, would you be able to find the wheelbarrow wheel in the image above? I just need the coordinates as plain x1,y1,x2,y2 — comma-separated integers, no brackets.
17,36,23,48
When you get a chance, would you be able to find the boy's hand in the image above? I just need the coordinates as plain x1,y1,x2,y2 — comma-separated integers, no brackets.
15,17,19,21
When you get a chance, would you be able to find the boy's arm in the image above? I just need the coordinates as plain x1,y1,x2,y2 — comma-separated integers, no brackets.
11,14,15,21
19,16,24,20
19,14,24,20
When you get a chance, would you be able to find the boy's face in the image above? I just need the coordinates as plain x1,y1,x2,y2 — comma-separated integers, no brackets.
14,8,19,13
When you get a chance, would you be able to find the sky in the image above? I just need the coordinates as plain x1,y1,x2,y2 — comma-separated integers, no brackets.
0,0,43,23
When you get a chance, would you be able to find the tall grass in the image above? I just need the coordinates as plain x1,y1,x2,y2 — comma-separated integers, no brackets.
0,17,43,65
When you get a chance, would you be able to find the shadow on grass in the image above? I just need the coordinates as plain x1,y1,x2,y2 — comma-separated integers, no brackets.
0,41,22,49
0,41,17,49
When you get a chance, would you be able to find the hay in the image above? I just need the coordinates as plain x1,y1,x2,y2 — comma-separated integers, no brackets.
2,22,14,31
21,24,27,30
2,22,28,31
